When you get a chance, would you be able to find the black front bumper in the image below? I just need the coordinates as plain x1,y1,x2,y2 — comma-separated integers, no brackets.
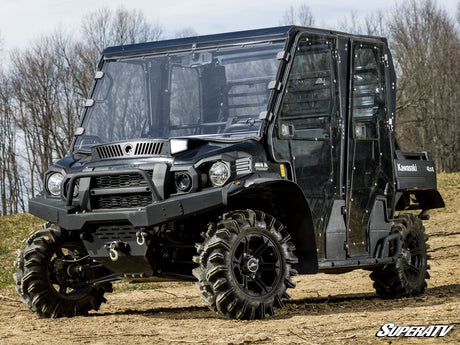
29,188,226,231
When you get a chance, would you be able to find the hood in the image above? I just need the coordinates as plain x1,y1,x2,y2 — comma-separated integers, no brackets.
56,137,264,172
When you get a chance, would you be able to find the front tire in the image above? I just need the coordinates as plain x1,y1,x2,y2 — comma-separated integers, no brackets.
193,210,298,319
370,213,430,298
13,223,112,318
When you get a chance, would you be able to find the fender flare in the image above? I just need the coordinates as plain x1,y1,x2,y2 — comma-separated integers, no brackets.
395,189,445,211
225,177,318,274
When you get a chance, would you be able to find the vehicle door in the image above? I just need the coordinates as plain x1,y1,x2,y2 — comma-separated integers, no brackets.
346,39,395,255
272,32,341,248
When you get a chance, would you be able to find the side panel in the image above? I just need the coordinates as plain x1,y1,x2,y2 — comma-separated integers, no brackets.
394,153,437,190
368,196,392,257
325,200,347,260
394,151,445,211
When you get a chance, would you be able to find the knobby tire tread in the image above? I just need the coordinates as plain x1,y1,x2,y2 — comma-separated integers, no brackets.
14,223,112,318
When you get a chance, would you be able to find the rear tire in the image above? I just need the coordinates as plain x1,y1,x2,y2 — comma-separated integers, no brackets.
14,223,112,318
193,209,298,319
370,213,430,298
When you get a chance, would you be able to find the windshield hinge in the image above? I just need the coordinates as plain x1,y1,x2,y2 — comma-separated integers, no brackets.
95,71,104,79
276,51,291,62
259,111,274,121
268,80,282,91
74,127,85,136
85,99,95,107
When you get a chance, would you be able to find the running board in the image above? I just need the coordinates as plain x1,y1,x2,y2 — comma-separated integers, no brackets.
318,232,401,272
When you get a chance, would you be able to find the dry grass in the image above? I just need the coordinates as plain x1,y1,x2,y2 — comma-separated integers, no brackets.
0,213,43,289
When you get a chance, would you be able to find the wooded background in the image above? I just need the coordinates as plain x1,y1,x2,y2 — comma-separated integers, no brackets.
0,0,458,214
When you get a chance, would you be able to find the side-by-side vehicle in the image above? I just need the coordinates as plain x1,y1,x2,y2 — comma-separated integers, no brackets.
15,26,444,319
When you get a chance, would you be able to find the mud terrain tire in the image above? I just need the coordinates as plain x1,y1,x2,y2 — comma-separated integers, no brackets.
370,213,430,298
13,223,112,318
193,209,298,319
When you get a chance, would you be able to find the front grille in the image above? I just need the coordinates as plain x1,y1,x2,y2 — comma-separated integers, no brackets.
93,223,139,241
94,193,153,209
95,172,151,188
90,171,154,209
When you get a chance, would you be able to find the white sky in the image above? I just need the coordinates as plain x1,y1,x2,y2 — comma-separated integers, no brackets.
0,0,458,51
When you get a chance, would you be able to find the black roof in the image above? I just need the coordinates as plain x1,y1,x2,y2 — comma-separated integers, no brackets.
101,25,388,58
102,26,294,57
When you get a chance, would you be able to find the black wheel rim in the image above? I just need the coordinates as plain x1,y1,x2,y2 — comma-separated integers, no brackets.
231,232,281,297
401,233,424,282
48,242,92,297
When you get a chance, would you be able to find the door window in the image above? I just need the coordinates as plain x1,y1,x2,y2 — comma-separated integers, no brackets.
347,42,391,254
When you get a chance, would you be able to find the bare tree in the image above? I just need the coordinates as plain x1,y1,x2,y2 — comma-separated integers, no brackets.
1,2,459,215
81,7,112,54
337,10,362,34
364,11,388,37
0,7,174,211
0,71,26,214
111,6,163,45
174,26,198,38
389,0,460,172
338,10,387,36
10,36,66,192
81,6,163,54
6,31,88,198
77,6,164,97
280,4,315,26
457,2,460,25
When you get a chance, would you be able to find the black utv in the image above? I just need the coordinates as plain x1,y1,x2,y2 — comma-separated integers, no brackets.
14,26,445,320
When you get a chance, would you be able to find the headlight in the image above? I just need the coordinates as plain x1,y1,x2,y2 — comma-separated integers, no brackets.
175,172,192,192
47,172,64,197
209,161,230,186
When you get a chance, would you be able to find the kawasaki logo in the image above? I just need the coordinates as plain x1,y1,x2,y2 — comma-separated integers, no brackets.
397,163,418,172
376,323,454,337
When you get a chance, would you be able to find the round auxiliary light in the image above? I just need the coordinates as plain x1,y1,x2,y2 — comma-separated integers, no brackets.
209,161,230,187
175,172,192,192
47,172,64,197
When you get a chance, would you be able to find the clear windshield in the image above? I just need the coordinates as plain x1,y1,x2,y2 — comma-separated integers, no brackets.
74,41,284,150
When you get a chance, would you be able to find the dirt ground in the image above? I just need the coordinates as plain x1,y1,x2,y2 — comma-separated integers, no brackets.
1,208,459,344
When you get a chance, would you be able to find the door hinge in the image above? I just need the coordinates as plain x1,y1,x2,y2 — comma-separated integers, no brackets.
381,54,389,67
333,49,341,63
